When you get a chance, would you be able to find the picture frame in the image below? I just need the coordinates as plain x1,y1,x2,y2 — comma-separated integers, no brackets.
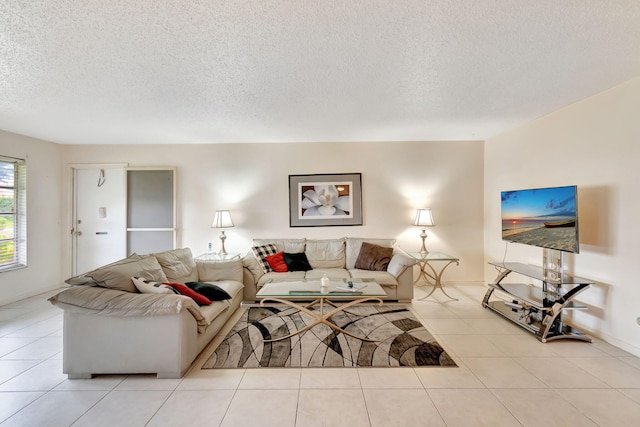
289,173,362,227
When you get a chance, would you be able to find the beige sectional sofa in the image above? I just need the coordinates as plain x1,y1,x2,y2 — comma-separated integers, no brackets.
242,237,416,302
49,248,243,379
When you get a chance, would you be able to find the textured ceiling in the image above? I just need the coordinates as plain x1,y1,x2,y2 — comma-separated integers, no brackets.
1,1,640,145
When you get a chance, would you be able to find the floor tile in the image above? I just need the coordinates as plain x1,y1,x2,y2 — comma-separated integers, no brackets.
436,335,506,357
177,368,245,390
565,357,640,388
0,359,66,392
238,367,300,389
423,318,476,334
0,392,43,423
464,318,526,335
428,388,521,426
445,302,498,319
300,367,361,389
221,389,298,427
462,357,547,388
147,390,234,426
358,367,423,389
115,374,181,391
72,390,171,427
555,388,640,426
514,357,609,388
492,388,598,426
0,360,41,384
414,366,485,388
0,337,62,360
53,375,126,391
296,389,369,427
541,340,609,357
619,388,640,404
410,303,458,319
0,338,39,358
364,388,445,427
620,356,640,370
485,334,560,357
4,318,63,338
1,390,107,426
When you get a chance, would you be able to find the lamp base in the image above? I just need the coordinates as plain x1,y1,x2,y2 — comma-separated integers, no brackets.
218,230,228,256
419,227,429,255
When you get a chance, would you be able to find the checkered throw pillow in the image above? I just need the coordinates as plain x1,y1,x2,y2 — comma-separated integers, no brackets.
252,244,279,274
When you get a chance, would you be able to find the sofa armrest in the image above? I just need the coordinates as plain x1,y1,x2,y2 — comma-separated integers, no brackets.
48,286,197,317
387,249,417,279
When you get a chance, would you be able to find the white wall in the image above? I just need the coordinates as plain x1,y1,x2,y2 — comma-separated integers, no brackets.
61,140,485,285
0,131,64,305
484,77,640,356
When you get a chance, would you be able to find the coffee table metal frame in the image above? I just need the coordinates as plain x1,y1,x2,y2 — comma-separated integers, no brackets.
256,279,385,342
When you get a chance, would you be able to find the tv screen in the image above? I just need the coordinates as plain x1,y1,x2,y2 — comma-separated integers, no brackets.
501,185,579,253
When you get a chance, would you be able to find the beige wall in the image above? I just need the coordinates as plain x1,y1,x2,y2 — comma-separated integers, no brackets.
484,77,640,356
0,131,64,305
61,140,485,284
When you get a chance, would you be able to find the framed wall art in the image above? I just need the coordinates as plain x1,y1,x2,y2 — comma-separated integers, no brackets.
289,173,362,227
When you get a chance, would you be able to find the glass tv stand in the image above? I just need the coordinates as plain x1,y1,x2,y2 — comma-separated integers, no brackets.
482,262,592,343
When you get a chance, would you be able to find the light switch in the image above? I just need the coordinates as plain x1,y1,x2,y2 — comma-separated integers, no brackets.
98,207,107,218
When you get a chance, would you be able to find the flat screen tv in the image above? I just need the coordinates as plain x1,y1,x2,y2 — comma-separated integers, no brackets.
501,185,579,253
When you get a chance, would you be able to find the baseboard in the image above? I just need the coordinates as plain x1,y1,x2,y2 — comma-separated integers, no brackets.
0,284,65,307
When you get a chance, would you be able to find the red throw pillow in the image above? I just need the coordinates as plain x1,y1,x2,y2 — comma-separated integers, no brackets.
164,282,212,306
264,251,288,272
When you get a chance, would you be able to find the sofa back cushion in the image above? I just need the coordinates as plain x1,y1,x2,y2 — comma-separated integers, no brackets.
253,238,306,253
345,238,396,270
305,238,346,269
64,253,142,286
153,248,198,283
196,259,244,282
87,255,168,293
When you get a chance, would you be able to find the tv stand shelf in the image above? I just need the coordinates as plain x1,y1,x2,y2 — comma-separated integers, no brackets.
482,262,592,343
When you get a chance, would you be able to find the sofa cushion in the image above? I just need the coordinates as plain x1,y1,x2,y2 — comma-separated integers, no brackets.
153,248,198,283
305,238,346,269
196,259,243,282
64,253,142,286
253,238,306,253
87,255,168,293
345,238,396,269
185,282,231,301
354,242,394,271
305,268,351,280
213,280,244,300
257,271,306,286
264,251,288,272
165,283,212,306
131,277,178,294
252,244,279,273
283,252,312,271
348,269,399,287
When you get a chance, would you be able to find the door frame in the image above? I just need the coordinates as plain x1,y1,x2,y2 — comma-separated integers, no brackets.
68,163,128,276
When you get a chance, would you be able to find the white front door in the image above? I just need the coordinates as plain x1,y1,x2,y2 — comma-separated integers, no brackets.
72,166,127,274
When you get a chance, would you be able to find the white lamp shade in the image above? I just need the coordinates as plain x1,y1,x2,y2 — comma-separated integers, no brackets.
212,210,234,228
413,209,435,227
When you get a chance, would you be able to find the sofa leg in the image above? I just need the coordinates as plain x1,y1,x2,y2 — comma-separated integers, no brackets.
67,373,94,379
156,371,181,379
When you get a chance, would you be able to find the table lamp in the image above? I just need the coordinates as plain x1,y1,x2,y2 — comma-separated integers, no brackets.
211,210,234,255
413,208,434,254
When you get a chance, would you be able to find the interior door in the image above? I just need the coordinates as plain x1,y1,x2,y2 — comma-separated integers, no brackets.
72,166,127,274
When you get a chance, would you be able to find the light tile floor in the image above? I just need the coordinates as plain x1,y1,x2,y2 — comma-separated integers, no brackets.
0,285,639,426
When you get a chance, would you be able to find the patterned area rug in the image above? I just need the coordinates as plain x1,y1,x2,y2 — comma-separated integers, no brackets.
203,304,457,368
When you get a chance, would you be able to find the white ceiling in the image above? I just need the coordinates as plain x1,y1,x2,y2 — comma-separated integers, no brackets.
1,1,640,145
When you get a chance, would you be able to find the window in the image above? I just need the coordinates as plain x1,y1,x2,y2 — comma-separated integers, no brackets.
0,156,26,271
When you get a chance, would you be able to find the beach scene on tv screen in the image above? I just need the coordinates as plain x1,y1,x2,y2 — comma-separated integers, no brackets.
501,186,578,253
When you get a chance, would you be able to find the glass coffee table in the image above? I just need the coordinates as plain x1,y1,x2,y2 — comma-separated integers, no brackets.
256,278,387,342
